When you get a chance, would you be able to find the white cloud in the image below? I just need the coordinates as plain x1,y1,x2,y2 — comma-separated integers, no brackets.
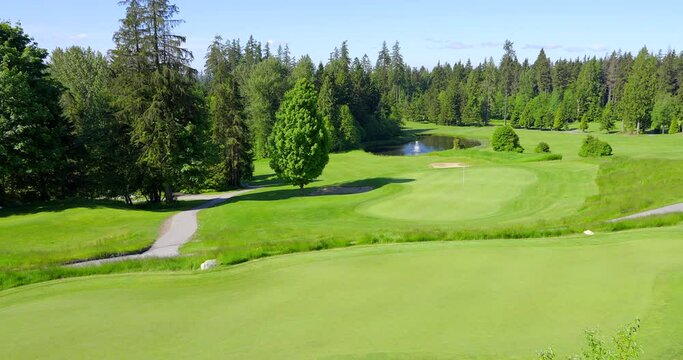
71,33,88,40
446,41,473,50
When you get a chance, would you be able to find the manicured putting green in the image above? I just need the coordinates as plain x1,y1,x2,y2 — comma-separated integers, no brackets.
360,166,535,221
2,226,682,359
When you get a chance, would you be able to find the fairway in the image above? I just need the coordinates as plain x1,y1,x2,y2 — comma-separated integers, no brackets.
2,226,682,359
6,3,683,359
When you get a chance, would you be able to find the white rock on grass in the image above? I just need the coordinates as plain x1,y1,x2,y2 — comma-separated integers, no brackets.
583,230,595,236
200,259,218,270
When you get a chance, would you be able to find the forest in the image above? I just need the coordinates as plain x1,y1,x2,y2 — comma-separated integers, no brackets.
1,0,682,206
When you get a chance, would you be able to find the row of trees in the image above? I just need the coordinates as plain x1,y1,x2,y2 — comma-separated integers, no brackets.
399,42,683,134
3,0,682,205
0,1,401,205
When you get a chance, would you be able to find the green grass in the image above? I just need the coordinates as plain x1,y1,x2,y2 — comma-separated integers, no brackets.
1,226,682,359
0,199,200,271
1,121,683,357
188,122,683,263
187,150,598,262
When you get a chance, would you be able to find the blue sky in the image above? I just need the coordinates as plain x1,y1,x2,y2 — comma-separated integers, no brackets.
4,0,683,70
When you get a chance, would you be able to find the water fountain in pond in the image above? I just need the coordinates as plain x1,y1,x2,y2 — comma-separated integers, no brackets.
366,134,478,156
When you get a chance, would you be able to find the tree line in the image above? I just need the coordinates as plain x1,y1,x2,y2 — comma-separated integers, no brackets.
402,41,683,135
2,0,681,205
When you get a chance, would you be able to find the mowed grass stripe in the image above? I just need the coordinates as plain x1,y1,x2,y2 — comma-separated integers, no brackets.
1,226,682,359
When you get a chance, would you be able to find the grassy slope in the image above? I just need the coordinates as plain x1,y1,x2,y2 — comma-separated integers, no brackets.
1,226,682,359
0,200,199,271
190,122,683,262
189,150,598,262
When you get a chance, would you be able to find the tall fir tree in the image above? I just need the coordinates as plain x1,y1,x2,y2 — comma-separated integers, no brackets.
621,47,657,133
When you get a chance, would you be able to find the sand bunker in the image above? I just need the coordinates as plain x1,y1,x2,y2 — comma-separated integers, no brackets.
430,162,469,168
309,186,374,196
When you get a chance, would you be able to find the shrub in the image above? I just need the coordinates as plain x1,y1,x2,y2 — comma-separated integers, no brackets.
491,126,524,153
534,142,551,153
579,135,612,157
669,118,680,134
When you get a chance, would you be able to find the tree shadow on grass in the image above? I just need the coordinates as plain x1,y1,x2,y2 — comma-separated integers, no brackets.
223,177,414,203
0,198,206,218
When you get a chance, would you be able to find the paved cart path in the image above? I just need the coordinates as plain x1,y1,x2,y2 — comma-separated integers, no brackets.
608,203,683,222
69,189,253,267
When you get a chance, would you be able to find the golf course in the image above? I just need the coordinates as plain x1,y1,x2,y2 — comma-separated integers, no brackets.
4,1,683,358
1,122,683,359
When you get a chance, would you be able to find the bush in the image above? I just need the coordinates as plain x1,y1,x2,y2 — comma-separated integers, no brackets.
579,135,612,157
491,126,524,153
534,142,551,153
669,118,681,134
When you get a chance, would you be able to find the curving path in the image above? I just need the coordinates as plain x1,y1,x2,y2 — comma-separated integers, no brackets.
69,189,253,267
608,202,683,222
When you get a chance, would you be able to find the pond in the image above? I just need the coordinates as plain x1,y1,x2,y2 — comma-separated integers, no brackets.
366,135,457,156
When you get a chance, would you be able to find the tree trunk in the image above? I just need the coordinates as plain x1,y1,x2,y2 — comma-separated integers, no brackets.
39,177,49,201
504,93,509,126
164,183,174,204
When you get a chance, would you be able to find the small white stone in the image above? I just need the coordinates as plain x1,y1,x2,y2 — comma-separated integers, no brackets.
200,259,218,270
583,230,595,236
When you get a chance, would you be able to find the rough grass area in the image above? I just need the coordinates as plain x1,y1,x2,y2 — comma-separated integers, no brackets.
577,157,683,221
1,226,682,359
0,199,199,272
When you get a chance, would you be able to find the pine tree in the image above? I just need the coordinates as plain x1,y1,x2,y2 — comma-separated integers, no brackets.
574,58,604,124
205,40,253,187
481,58,497,125
111,0,203,203
534,48,553,94
317,76,339,150
338,105,360,150
621,47,657,133
270,79,330,190
600,102,617,133
462,69,484,125
50,46,133,200
500,40,518,125
242,57,289,157
291,54,315,83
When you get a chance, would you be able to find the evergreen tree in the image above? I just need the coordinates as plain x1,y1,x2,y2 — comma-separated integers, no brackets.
533,48,552,93
621,47,657,133
270,79,330,190
481,58,497,124
462,69,484,125
111,0,204,203
291,54,315,83
242,57,289,157
317,76,339,150
205,40,253,187
600,102,617,133
338,105,360,150
574,58,604,124
50,46,133,200
500,40,518,124
651,92,677,133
